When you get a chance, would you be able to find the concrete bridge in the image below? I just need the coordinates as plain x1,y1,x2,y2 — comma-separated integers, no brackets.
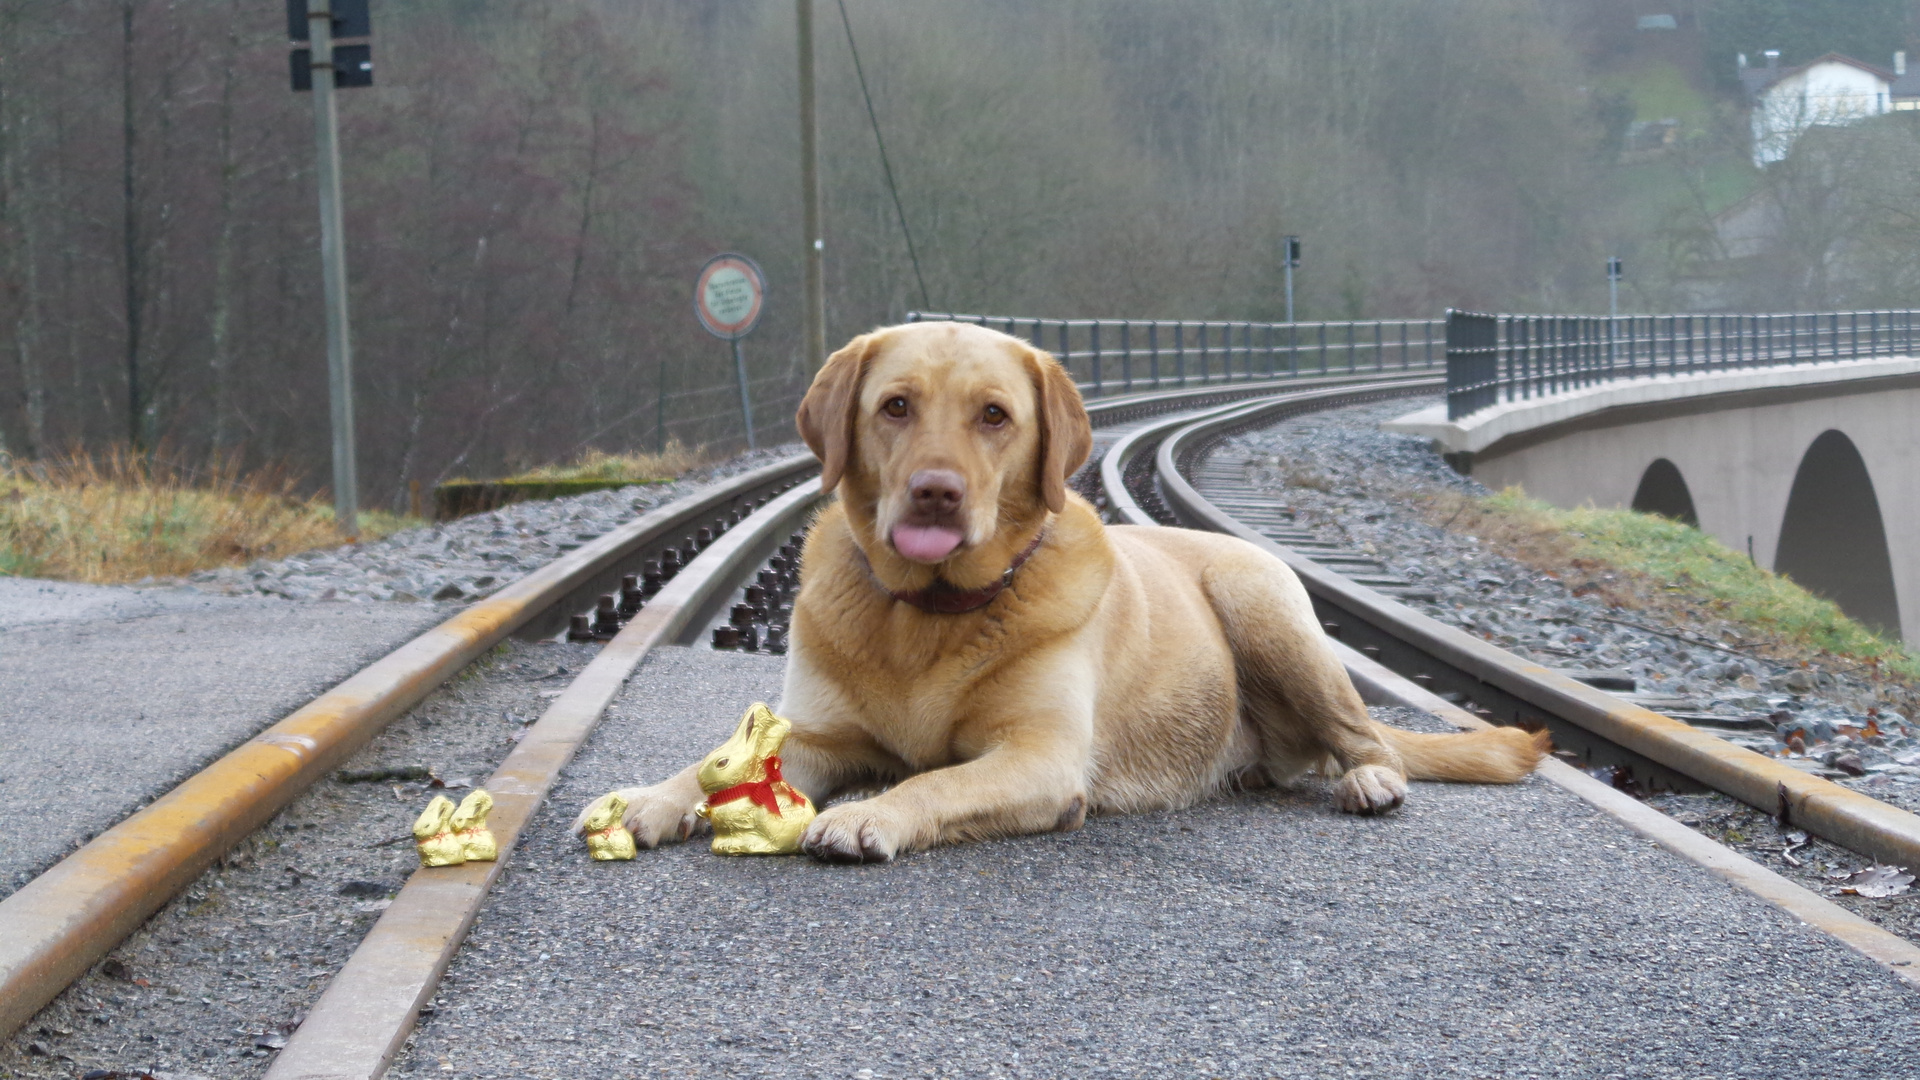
1389,331,1920,643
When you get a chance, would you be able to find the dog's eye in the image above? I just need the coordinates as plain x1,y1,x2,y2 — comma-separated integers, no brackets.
882,397,909,418
982,404,1008,426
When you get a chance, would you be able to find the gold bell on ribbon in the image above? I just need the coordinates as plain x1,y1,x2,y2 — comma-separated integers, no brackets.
694,702,815,855
580,792,637,861
413,795,466,867
450,789,497,862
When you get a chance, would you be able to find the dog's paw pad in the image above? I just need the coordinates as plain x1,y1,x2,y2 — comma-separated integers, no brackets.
1334,765,1407,816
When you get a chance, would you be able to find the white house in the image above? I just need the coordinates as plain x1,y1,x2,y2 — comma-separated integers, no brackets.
1740,51,1897,167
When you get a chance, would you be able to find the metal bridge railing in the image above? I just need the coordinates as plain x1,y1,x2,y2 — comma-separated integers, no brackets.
907,312,1443,396
1444,308,1920,421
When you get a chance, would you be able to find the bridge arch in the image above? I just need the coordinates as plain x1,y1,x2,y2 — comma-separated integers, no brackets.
1774,430,1901,638
1630,458,1698,526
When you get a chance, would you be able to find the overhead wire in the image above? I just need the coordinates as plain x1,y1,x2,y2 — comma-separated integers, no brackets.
836,0,932,311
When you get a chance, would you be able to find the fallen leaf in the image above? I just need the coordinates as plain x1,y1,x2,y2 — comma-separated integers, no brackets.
1837,864,1915,898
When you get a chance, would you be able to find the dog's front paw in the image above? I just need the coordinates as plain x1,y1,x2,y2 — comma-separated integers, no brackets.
1333,764,1406,816
802,801,908,863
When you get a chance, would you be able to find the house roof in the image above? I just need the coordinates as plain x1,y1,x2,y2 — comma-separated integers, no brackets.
1739,52,1897,98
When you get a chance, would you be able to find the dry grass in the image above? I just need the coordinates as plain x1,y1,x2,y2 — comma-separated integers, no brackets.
497,441,705,485
1421,487,1920,691
0,448,416,584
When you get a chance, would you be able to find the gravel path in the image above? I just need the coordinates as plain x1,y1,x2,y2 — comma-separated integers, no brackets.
388,646,1920,1079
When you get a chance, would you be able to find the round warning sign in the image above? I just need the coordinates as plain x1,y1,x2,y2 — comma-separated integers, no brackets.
694,253,766,341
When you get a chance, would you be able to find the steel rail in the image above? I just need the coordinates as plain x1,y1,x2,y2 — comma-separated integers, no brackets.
1121,391,1920,874
0,455,819,1039
265,480,830,1080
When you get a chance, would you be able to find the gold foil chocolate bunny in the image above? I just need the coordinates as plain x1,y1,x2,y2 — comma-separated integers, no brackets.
694,702,815,855
413,795,466,867
579,791,637,861
415,789,497,867
450,789,498,862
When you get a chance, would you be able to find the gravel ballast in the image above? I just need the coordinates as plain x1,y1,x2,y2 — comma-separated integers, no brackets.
183,446,806,605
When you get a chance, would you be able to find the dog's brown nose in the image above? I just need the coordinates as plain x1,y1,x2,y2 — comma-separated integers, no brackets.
908,469,966,514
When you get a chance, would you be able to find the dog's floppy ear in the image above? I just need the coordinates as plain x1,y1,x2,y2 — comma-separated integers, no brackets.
795,333,877,492
1030,347,1092,513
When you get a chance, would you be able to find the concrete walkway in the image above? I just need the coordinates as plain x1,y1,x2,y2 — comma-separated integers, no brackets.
395,646,1920,1080
0,577,441,896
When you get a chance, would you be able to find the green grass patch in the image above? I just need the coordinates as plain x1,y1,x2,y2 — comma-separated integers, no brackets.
1436,488,1918,682
1595,59,1714,124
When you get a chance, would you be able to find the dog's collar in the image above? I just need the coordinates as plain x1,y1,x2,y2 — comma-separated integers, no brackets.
855,527,1047,614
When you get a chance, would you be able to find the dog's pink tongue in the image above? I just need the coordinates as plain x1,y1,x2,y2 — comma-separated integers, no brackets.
891,524,964,563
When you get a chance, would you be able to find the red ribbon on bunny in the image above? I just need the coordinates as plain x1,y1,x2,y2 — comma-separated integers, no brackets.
705,755,809,817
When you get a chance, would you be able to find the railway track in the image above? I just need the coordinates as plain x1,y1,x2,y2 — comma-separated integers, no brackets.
1099,382,1920,875
0,369,1428,1054
8,364,1920,1072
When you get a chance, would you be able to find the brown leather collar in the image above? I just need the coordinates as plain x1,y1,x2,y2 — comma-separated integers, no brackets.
854,527,1047,614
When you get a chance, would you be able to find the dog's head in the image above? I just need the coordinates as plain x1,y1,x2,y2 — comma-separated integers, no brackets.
795,322,1091,573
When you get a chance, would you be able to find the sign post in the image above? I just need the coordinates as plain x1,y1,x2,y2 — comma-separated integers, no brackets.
289,0,373,537
1283,234,1301,324
694,253,768,450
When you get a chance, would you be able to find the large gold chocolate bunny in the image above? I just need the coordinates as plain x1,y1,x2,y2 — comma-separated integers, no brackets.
694,702,816,855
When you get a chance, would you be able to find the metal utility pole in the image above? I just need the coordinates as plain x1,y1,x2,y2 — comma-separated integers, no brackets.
123,0,143,450
1283,235,1301,324
797,0,827,371
292,0,371,537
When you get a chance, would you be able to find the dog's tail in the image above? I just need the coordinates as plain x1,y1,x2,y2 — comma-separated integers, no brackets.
1375,723,1549,784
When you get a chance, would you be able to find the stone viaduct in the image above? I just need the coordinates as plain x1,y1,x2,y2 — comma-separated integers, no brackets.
1388,356,1920,642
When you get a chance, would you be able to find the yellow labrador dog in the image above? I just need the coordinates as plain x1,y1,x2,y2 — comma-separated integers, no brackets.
577,322,1545,862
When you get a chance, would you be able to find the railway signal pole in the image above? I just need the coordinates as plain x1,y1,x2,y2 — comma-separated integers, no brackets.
798,0,827,371
290,0,372,537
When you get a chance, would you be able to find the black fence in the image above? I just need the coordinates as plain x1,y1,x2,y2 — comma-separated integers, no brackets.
908,312,1443,396
1445,308,1920,420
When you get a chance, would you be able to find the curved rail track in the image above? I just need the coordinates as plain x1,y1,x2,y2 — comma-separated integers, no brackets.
1100,383,1920,876
8,365,1920,1070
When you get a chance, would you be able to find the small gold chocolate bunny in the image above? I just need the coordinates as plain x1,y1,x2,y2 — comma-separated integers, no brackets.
413,795,466,867
450,789,497,862
579,791,637,861
694,702,815,855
